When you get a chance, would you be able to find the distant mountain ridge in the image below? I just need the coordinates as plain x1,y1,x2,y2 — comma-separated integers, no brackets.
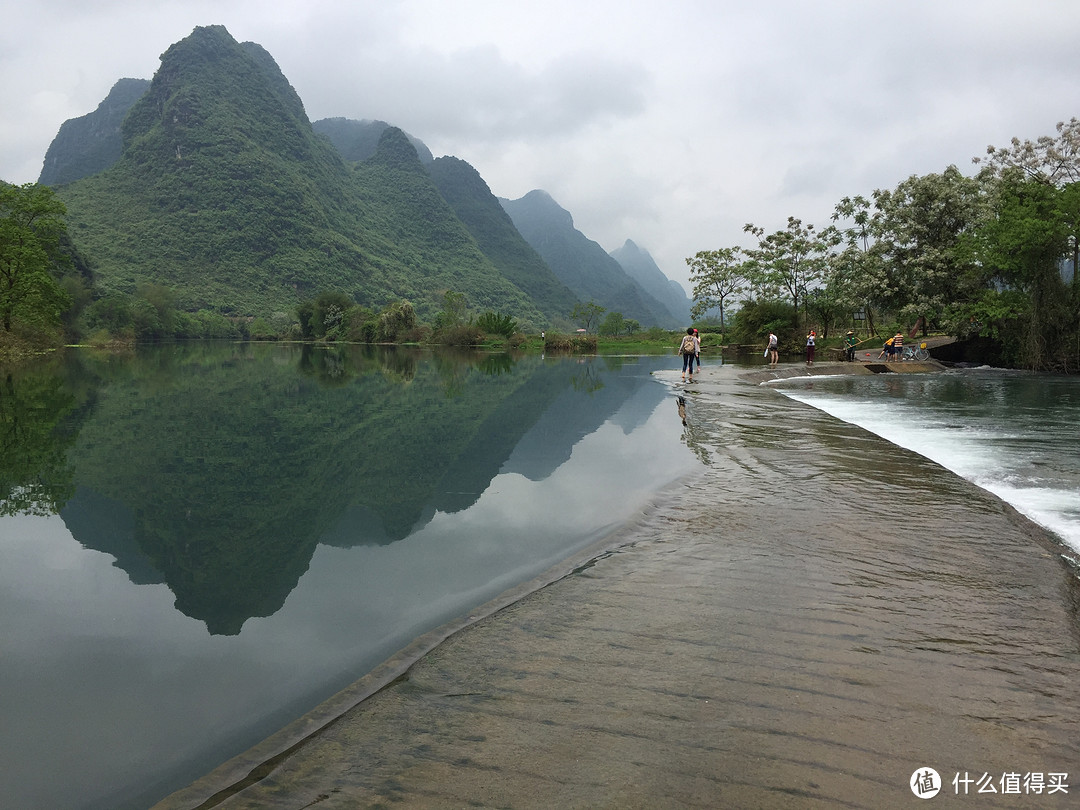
500,191,685,328
36,24,685,328
426,157,580,319
609,239,691,324
312,117,434,164
38,78,151,187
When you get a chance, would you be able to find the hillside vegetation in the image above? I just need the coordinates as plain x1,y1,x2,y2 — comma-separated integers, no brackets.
55,26,550,325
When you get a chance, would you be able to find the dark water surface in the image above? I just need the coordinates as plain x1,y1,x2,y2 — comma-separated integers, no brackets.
0,344,697,810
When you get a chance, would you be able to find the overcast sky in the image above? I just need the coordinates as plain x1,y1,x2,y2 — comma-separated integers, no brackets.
4,0,1079,292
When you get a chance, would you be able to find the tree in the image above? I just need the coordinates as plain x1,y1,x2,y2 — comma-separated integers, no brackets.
685,247,744,332
375,300,417,342
976,120,1080,303
804,283,844,339
313,291,354,339
0,183,71,333
599,311,625,336
974,118,1080,186
742,217,836,316
571,301,606,333
832,194,888,336
871,167,987,332
436,290,467,330
973,174,1072,369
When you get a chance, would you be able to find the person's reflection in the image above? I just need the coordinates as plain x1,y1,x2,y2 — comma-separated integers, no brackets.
677,395,687,426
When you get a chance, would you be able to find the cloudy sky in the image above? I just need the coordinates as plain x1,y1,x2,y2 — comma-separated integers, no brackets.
3,0,1079,292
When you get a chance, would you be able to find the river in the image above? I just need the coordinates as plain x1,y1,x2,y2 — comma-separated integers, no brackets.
0,344,697,810
2,348,1078,809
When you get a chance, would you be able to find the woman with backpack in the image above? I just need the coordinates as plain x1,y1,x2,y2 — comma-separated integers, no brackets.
679,328,697,381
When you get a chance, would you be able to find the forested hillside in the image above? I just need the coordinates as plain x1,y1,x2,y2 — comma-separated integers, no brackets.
52,26,549,324
426,156,580,319
26,23,690,336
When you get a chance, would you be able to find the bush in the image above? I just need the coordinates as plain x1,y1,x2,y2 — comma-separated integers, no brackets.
475,310,518,337
543,333,598,353
437,323,484,346
248,317,277,340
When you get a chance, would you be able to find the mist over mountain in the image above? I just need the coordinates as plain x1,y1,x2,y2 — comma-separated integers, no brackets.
500,191,683,328
609,239,691,325
37,24,684,328
312,117,434,163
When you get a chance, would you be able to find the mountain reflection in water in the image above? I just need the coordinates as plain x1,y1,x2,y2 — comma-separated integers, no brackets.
0,343,697,810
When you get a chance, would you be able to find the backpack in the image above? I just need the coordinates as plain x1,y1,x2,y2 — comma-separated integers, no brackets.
680,335,696,354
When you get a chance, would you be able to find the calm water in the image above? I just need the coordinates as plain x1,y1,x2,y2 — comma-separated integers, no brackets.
0,344,698,810
6,350,1078,809
771,368,1080,555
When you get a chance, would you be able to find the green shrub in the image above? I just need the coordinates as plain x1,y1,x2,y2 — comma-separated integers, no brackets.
543,333,597,353
475,310,518,337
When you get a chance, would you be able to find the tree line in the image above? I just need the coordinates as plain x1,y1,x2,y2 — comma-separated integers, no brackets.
686,120,1080,371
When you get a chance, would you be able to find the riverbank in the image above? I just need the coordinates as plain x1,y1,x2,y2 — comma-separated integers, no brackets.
156,360,1080,809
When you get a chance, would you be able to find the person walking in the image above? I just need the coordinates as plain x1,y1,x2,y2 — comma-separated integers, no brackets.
693,329,702,373
805,330,816,366
767,331,779,367
679,328,696,381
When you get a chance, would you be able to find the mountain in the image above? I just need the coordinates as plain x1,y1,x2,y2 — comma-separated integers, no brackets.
609,239,691,324
37,78,150,187
500,190,683,328
426,156,580,322
313,117,433,163
51,25,549,324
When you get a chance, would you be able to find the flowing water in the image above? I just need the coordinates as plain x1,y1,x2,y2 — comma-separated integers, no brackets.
770,368,1080,557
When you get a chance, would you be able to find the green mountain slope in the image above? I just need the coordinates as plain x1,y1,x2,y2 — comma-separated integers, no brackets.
427,156,580,322
54,25,546,323
350,128,543,321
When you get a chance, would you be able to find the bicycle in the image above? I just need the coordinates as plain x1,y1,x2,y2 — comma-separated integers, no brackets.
901,342,930,361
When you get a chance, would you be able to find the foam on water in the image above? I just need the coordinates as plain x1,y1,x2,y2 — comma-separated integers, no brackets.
775,373,1080,555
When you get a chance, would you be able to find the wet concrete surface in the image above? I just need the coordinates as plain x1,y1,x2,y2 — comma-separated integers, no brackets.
156,361,1080,809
